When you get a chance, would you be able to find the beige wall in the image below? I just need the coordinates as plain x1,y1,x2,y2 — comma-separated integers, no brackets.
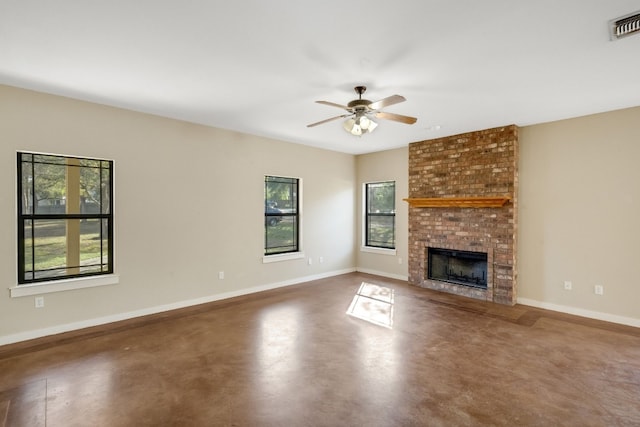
1,85,638,344
0,85,356,342
518,107,640,323
358,108,640,325
356,147,408,280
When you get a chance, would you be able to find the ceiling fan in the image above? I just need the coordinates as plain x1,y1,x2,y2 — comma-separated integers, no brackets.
307,86,417,136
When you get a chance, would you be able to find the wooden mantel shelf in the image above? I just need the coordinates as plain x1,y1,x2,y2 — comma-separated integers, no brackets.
403,196,511,208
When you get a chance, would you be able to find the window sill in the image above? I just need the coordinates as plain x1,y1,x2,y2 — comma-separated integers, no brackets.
9,274,120,298
361,246,397,256
262,252,305,264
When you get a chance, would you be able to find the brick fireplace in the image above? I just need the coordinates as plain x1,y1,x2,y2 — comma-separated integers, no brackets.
406,125,518,305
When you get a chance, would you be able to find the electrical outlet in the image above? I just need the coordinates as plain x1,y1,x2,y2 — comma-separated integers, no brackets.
218,271,224,280
595,285,604,295
564,281,572,290
35,296,44,308
308,257,313,265
319,256,324,264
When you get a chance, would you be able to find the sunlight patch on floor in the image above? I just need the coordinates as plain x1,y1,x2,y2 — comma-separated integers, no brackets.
347,282,394,328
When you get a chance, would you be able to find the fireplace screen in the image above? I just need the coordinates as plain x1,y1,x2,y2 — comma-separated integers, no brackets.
428,248,488,289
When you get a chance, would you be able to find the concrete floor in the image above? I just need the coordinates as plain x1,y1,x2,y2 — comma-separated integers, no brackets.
1,272,639,426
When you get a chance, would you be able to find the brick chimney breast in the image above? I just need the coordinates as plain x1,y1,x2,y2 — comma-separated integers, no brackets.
407,125,518,305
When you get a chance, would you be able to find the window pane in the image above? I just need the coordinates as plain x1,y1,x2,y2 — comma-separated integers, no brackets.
265,176,297,214
29,219,68,280
33,161,66,215
367,215,395,248
77,218,109,274
367,182,395,213
32,154,65,165
101,219,111,270
23,219,33,278
21,218,110,281
265,215,298,254
21,163,33,215
80,164,102,214
101,166,111,214
80,158,101,168
23,155,107,216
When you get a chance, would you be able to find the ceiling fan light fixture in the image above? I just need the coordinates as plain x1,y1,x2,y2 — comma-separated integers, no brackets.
343,118,362,135
343,117,355,132
358,116,371,129
343,114,376,136
344,118,363,136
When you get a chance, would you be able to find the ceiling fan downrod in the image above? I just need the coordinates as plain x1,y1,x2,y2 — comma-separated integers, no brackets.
348,86,371,110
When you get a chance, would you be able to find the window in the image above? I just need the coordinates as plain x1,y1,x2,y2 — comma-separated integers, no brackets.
265,176,299,255
17,152,113,284
365,181,395,249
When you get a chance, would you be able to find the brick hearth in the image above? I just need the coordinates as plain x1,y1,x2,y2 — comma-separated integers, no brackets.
407,125,518,305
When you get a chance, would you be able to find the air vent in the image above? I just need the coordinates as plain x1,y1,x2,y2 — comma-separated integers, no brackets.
610,11,640,40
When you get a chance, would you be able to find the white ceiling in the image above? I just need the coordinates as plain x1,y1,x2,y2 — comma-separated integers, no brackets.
1,1,639,155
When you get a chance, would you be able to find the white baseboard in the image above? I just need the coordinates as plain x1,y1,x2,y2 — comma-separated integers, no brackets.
0,268,356,347
517,297,640,328
9,271,634,347
355,267,408,282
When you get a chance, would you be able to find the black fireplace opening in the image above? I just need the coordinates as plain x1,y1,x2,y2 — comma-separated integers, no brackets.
427,248,488,289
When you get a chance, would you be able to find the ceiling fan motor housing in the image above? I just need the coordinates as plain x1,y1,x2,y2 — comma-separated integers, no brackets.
349,86,371,111
347,100,372,110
